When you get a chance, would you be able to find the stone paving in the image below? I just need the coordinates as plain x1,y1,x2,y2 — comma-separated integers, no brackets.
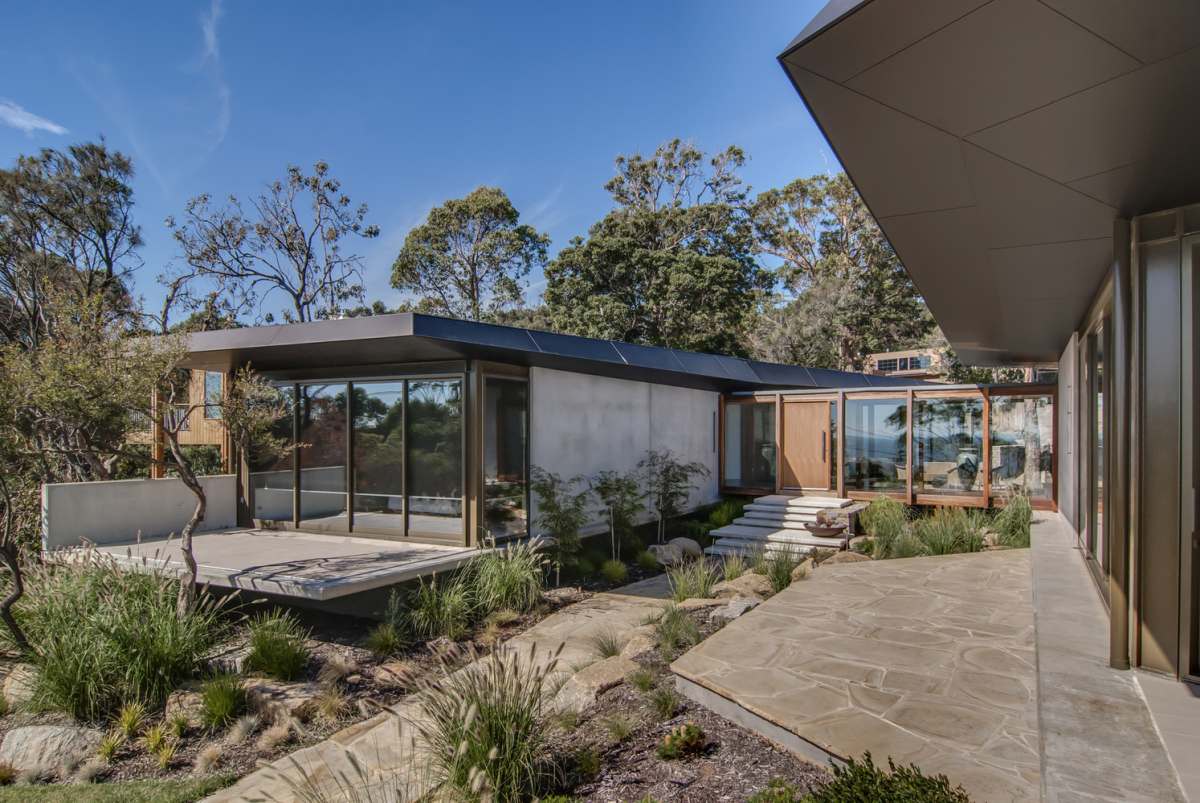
673,549,1041,802
206,574,673,802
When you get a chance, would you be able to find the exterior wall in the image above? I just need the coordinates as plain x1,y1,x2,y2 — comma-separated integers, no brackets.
1056,333,1079,531
42,474,239,550
528,367,720,534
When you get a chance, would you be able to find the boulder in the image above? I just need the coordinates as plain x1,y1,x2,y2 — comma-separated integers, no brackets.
667,537,703,559
713,572,772,600
824,550,873,566
619,625,658,660
709,596,760,624
2,664,37,710
677,596,723,610
543,586,587,606
163,683,205,728
374,660,416,689
206,642,251,675
243,679,325,723
0,724,103,774
553,655,639,713
791,557,815,582
648,543,684,567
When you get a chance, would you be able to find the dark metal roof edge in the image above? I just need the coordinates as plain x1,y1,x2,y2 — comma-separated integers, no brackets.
778,0,875,61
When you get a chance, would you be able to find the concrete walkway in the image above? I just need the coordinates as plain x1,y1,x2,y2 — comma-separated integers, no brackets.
206,574,673,802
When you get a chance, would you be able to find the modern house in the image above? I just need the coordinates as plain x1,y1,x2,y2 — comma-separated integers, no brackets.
128,368,233,478
778,0,1200,684
864,348,944,381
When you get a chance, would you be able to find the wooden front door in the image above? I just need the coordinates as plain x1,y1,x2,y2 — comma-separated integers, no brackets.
781,401,831,490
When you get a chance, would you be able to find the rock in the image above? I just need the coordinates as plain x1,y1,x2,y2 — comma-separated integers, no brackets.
2,664,37,710
648,543,684,567
678,596,724,610
709,596,760,624
620,626,658,660
791,557,815,582
374,660,415,689
0,724,103,774
206,642,251,675
243,679,325,723
713,572,772,599
667,537,702,559
553,655,639,713
543,586,587,606
164,683,205,728
824,550,873,565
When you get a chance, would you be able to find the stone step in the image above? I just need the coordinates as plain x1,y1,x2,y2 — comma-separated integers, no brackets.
752,495,852,510
738,513,819,528
710,525,849,550
705,542,815,558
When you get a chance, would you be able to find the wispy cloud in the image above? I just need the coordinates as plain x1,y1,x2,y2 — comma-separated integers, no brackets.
198,0,231,149
522,181,568,232
0,100,68,135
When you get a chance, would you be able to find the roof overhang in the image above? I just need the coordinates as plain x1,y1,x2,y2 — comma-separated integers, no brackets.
781,0,1200,364
180,312,917,393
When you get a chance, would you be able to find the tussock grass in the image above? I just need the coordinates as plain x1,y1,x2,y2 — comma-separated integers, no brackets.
407,574,473,641
600,559,628,585
915,508,984,555
472,542,546,614
667,558,718,602
636,550,659,571
587,629,622,659
200,674,247,731
758,547,804,594
245,611,310,681
860,496,908,557
720,552,748,581
654,605,700,657
994,491,1033,548
649,686,681,720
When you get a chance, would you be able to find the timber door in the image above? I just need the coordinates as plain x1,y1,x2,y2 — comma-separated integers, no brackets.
781,400,831,490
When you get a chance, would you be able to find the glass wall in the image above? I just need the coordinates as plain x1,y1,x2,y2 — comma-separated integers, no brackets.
723,401,776,489
297,383,349,530
406,379,464,539
914,396,984,496
989,394,1054,501
843,397,907,493
250,386,295,524
352,381,405,536
483,377,529,540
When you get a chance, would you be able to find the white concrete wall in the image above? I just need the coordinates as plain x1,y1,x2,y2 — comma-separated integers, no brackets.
42,474,239,550
1057,333,1079,532
528,367,720,534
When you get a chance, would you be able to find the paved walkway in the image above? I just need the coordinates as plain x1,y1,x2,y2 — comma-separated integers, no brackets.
673,548,1041,802
207,575,672,802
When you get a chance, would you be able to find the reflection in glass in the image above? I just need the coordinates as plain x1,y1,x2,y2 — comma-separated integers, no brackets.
989,395,1054,501
914,397,984,496
298,383,348,530
353,382,405,535
723,402,776,489
483,378,528,540
407,379,463,539
250,385,295,523
844,398,907,493
1092,329,1104,566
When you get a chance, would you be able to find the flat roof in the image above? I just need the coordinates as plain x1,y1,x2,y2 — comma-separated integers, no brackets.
180,312,918,392
781,0,1200,364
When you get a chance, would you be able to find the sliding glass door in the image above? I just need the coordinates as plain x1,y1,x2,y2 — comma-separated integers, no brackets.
352,381,405,536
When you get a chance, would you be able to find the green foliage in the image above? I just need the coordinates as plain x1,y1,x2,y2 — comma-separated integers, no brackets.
654,605,701,657
543,139,770,355
200,674,247,731
759,547,804,594
649,686,681,720
889,532,929,560
530,467,590,570
573,557,596,579
244,611,311,681
591,469,645,561
707,499,746,529
473,542,546,614
390,186,549,322
96,731,124,763
721,552,748,581
808,752,972,802
656,722,705,760
915,508,985,556
667,558,719,602
408,574,474,641
748,777,803,803
602,714,634,742
8,557,228,721
636,550,660,571
861,496,909,557
640,450,710,543
588,629,622,659
629,668,657,693
0,774,237,802
572,746,602,781
600,559,629,585
413,644,559,802
143,723,168,754
365,622,405,659
994,491,1033,548
117,702,146,739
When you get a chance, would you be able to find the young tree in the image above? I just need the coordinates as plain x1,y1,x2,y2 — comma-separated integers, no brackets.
544,139,771,355
591,469,644,561
638,450,709,545
166,161,380,324
391,186,549,321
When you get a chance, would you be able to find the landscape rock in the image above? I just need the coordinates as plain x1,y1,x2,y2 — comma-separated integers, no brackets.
553,655,639,713
374,660,415,689
713,572,772,599
648,543,684,567
243,679,325,722
543,586,587,606
206,642,251,675
824,550,873,565
667,537,703,559
791,557,815,582
619,625,658,660
709,596,761,624
163,682,205,728
678,596,724,610
0,724,103,773
2,664,37,709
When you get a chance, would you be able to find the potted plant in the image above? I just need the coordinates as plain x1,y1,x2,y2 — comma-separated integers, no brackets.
807,509,847,538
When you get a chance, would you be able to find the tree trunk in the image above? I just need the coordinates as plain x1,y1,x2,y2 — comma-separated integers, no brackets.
1022,398,1041,494
0,541,29,654
164,433,205,618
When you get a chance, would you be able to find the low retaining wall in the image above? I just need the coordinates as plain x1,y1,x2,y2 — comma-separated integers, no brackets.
41,474,239,550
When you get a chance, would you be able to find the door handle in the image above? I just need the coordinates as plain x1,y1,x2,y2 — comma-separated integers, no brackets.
821,432,826,462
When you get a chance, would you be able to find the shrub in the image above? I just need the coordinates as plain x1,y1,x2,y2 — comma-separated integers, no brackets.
759,547,804,594
413,643,560,801
530,467,590,569
572,746,601,781
640,450,710,544
408,574,473,641
574,556,597,579
473,542,546,614
654,605,700,657
667,558,718,602
591,469,645,561
314,684,349,723
707,499,745,529
365,622,405,659
748,777,803,802
244,611,311,681
143,723,168,754
629,668,657,692
156,738,178,769
888,532,928,559
656,722,705,759
588,628,622,659
649,686,681,720
808,752,972,802
994,491,1033,548
8,555,229,721
600,559,629,585
636,550,659,571
861,496,908,556
721,552,748,581
167,712,189,740
200,674,247,731
602,714,633,742
117,701,146,739
96,731,123,763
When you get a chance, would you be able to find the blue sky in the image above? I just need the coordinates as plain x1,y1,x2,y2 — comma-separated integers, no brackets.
0,0,835,315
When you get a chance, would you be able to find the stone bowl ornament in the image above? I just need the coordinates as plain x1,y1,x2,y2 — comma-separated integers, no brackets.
807,508,847,538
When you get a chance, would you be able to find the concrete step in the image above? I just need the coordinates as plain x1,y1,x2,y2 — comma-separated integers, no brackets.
705,542,815,558
710,524,849,549
738,513,819,528
753,495,852,510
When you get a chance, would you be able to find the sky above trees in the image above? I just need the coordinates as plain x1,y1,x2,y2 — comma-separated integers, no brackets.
0,0,834,314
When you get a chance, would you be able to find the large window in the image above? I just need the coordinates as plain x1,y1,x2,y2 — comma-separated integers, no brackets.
406,379,463,539
204,371,223,419
844,397,907,493
483,377,528,540
914,396,984,496
352,381,405,536
723,401,776,489
989,394,1054,501
250,386,295,524
297,384,349,530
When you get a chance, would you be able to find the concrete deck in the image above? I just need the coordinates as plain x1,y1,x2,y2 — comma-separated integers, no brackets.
90,529,474,600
